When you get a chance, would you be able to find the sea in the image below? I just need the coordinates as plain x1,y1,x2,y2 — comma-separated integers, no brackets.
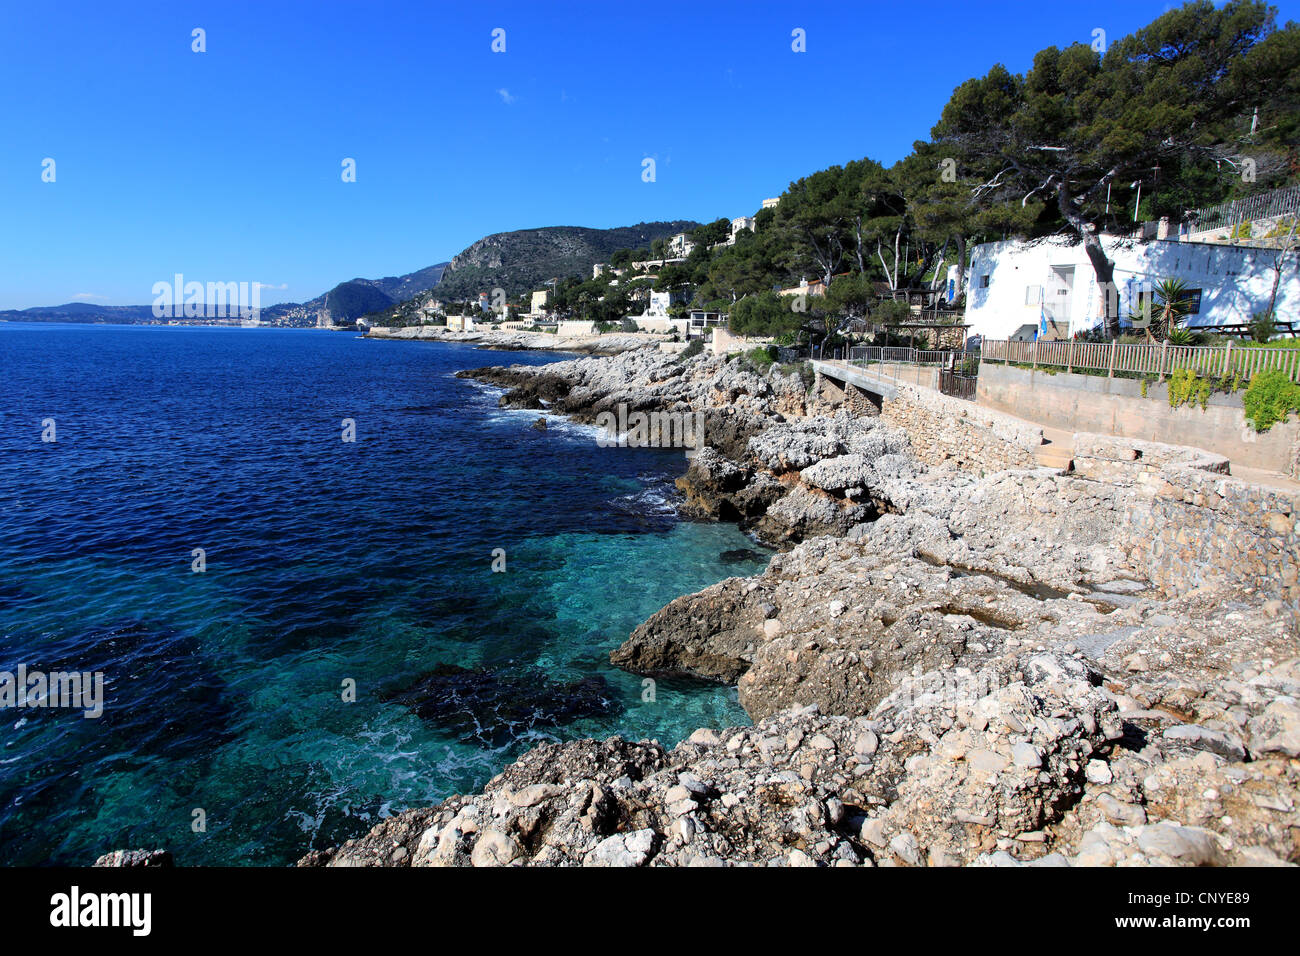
0,323,768,865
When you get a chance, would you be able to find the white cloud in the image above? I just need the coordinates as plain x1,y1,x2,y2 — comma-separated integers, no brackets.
72,293,105,300
497,88,516,105
254,282,289,291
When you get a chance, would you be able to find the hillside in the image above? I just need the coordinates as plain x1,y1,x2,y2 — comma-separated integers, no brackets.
370,262,449,301
4,218,702,326
0,303,160,323
431,222,698,301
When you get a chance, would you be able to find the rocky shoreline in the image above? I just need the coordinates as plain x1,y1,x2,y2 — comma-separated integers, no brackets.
100,341,1297,867
364,324,662,356
284,343,1300,867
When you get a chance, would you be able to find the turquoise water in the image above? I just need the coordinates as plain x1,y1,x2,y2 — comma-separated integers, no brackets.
0,324,766,864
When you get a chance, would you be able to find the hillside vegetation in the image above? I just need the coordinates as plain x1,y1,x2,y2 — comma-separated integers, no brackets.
432,222,699,301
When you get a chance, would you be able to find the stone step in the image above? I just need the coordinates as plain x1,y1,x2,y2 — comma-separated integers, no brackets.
1035,447,1075,471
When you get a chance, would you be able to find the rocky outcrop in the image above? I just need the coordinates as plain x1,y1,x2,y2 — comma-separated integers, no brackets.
371,326,658,355
303,569,1300,867
301,649,1122,868
464,348,898,546
288,344,1300,869
94,849,173,867
611,577,765,682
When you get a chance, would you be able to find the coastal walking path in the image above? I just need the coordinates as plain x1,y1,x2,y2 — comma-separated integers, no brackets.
816,359,1298,492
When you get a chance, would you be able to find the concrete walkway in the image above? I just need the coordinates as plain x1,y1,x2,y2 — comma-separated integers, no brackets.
810,359,898,398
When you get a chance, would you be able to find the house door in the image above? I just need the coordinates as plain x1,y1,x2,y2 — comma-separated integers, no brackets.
1042,266,1074,336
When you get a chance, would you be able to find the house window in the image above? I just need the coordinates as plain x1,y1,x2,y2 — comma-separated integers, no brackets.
1025,285,1042,305
1137,288,1203,315
980,275,990,288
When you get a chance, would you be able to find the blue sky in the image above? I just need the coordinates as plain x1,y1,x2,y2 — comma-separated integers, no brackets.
2,0,1295,309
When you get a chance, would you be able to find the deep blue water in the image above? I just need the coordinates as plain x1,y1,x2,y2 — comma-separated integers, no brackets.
0,323,766,865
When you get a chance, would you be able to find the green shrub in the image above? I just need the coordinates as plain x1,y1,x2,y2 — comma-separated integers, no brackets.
1250,311,1276,343
870,299,913,325
1168,368,1214,410
678,338,704,362
1242,369,1300,432
743,345,778,372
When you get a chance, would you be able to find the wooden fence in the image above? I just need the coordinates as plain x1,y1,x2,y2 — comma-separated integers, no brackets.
980,338,1300,383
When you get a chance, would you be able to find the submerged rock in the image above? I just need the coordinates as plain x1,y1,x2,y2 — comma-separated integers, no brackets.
719,548,767,565
380,665,622,747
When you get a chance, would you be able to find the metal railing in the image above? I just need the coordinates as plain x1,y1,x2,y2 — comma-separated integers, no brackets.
848,346,959,366
980,338,1300,382
1188,184,1300,235
938,370,978,400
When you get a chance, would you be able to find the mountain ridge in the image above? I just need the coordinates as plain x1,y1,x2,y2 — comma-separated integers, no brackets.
0,217,702,325
0,220,696,325
431,221,699,302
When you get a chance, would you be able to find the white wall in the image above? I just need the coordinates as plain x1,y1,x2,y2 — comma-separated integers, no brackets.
711,327,773,355
635,316,689,336
965,236,1300,340
648,290,687,317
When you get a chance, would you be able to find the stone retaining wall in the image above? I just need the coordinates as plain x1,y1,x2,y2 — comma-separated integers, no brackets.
1075,433,1300,604
978,362,1300,477
881,383,1042,472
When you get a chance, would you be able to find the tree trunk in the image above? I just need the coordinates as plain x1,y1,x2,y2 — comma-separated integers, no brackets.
876,241,895,289
1058,181,1119,338
953,234,967,301
1267,217,1298,317
1082,235,1120,338
893,230,901,291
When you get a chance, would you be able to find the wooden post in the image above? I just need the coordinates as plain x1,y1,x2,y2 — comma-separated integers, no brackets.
1158,339,1169,383
1224,339,1233,379
1108,339,1116,379
1032,339,1038,371
1067,339,1075,374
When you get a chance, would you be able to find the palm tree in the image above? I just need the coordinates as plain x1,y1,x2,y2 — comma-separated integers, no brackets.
1129,278,1192,342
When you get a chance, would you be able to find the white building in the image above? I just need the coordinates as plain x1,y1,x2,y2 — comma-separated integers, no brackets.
728,216,756,243
667,233,696,258
648,289,689,317
964,235,1299,341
